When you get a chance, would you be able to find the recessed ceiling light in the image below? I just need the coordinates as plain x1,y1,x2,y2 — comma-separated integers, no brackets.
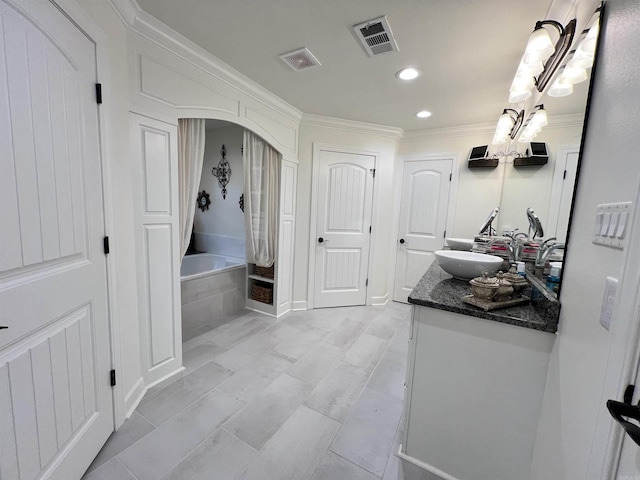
396,67,422,81
416,110,432,118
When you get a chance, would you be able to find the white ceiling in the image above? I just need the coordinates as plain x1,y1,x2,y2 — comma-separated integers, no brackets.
135,0,589,131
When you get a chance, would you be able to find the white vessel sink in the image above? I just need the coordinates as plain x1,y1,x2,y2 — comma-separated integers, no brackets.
434,250,503,280
445,237,474,251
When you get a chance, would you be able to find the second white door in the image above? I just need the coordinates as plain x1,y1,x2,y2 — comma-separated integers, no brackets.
394,158,452,302
313,149,375,308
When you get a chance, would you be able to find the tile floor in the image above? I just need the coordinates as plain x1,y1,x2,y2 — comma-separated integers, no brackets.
82,302,435,480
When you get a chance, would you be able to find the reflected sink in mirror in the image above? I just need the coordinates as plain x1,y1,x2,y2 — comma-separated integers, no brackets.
434,250,503,280
445,238,474,251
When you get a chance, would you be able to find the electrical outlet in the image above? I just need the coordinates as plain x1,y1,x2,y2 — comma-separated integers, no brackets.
599,276,618,330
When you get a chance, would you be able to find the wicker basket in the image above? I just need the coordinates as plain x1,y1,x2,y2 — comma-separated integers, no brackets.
255,264,275,279
252,282,273,304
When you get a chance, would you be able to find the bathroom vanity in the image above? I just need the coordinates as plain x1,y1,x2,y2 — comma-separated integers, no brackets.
401,263,559,480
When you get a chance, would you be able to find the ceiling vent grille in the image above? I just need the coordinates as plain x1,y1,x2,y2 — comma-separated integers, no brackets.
279,47,322,71
353,16,399,57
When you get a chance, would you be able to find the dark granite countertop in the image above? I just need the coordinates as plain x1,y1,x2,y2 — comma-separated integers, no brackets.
408,263,559,333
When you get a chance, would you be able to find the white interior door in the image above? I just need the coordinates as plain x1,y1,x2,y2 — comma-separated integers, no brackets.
0,1,114,478
393,159,452,302
313,149,375,308
547,146,580,242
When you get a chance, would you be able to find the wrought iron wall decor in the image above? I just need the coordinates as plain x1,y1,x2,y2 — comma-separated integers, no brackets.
239,193,244,212
196,190,211,211
212,144,231,199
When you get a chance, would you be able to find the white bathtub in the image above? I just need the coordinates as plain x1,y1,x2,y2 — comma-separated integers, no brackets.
180,253,247,341
180,253,244,280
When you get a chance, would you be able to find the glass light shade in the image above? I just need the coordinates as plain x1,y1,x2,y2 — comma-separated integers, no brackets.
416,110,432,118
531,109,548,127
492,135,507,145
559,66,588,85
580,22,600,54
509,89,532,103
497,113,515,131
567,51,594,70
523,27,556,65
517,60,544,78
548,78,573,97
510,75,535,92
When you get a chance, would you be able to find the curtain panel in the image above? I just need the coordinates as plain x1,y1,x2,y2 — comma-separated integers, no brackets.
243,130,281,267
178,118,206,258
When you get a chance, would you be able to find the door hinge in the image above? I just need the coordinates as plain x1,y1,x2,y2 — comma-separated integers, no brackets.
370,168,376,178
96,83,103,104
110,369,116,387
443,230,446,238
449,173,452,181
563,169,567,180
103,236,110,254
365,278,369,286
369,226,372,234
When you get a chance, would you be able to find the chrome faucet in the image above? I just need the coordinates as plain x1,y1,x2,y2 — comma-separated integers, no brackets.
489,235,521,266
535,238,565,268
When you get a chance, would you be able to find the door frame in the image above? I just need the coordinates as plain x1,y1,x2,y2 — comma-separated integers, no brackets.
546,144,580,241
307,142,380,309
390,153,459,299
48,0,123,427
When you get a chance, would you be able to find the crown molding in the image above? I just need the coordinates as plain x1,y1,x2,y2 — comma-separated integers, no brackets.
107,0,303,125
544,112,585,129
301,114,404,140
402,122,496,142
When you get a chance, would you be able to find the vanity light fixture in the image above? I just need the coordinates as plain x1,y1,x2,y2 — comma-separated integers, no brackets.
518,105,548,143
548,13,600,97
416,110,432,118
396,67,421,80
508,18,576,102
492,108,524,145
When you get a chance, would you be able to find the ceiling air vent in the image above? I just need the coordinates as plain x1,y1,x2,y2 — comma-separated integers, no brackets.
352,16,399,57
279,47,322,72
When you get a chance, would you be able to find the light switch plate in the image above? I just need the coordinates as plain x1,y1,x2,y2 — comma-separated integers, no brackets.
593,202,632,248
599,276,618,331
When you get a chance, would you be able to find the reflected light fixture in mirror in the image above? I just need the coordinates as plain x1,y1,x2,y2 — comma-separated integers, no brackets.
519,105,548,143
492,108,524,145
416,110,432,118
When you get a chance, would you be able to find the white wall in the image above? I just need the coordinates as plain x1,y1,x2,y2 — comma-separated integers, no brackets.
294,116,401,308
530,0,640,478
194,124,245,240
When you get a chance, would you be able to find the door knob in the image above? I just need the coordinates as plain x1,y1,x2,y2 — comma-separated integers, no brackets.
318,237,329,243
399,239,406,244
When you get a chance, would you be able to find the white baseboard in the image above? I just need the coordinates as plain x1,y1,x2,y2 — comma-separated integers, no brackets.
126,366,185,418
292,300,308,311
371,293,389,306
397,445,461,480
124,378,145,419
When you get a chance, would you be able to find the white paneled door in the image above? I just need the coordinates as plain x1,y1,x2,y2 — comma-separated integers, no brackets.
393,158,452,302
313,149,375,308
0,1,113,479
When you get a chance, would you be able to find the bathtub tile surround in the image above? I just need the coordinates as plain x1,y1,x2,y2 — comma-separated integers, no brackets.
181,262,247,341
83,302,414,480
194,232,246,259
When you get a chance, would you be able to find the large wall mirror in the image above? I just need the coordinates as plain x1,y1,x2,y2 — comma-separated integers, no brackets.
489,3,603,297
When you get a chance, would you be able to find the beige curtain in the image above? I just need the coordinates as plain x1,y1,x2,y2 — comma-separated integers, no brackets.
243,130,280,267
178,118,206,258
